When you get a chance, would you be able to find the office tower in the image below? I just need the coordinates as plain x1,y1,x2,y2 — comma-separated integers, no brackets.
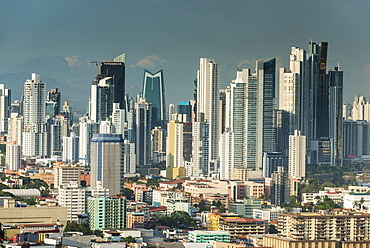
219,129,233,180
219,90,227,135
328,66,343,166
289,130,306,179
342,120,370,161
60,101,73,126
182,122,192,163
45,88,61,117
306,41,329,140
90,134,125,196
47,115,70,157
62,132,79,163
262,152,287,178
22,73,47,157
197,58,220,171
151,126,166,163
351,95,370,121
190,117,209,177
310,138,332,165
90,76,114,122
273,110,290,156
6,141,21,171
142,69,165,128
88,196,127,230
78,116,99,165
0,84,11,134
135,98,152,173
166,120,186,179
270,166,290,206
178,101,193,123
123,140,136,174
100,54,126,109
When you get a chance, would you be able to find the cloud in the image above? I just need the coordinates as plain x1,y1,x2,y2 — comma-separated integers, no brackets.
130,55,168,69
237,59,257,69
65,56,88,67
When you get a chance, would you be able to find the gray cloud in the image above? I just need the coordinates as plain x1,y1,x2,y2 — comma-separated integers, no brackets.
130,55,168,69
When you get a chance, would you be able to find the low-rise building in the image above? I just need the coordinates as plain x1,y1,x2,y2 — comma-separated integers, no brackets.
188,231,230,243
218,217,268,241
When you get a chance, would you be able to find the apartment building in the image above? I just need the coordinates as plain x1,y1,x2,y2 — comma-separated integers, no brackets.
218,217,268,241
278,212,370,241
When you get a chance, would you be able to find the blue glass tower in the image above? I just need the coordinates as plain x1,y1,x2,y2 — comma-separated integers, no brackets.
142,69,165,128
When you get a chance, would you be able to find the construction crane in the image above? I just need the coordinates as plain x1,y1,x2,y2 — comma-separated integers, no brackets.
89,61,102,75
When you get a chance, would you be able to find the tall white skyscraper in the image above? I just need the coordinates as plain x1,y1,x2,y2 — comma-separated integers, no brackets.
196,58,220,176
78,116,99,165
123,140,136,174
90,77,114,122
289,130,306,179
219,129,233,180
22,73,47,157
0,84,11,134
62,132,79,163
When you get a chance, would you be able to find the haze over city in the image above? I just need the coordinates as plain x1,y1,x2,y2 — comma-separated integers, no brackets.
1,0,370,112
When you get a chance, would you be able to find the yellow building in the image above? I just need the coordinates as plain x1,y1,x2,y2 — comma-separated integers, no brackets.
166,120,186,179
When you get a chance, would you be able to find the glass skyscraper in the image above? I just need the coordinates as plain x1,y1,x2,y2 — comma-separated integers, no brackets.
142,69,165,128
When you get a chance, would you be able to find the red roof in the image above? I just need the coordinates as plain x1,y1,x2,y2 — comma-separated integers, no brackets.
160,180,185,185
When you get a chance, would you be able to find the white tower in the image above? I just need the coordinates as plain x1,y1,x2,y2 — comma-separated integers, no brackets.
22,73,47,157
289,130,306,179
0,84,11,133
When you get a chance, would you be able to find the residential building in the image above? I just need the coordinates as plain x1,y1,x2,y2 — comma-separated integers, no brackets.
0,84,11,134
228,199,263,218
197,58,220,176
190,117,209,177
270,166,290,206
45,88,61,117
62,132,79,163
6,141,21,171
22,73,47,157
166,120,186,179
123,140,136,174
151,126,166,163
78,116,99,165
88,196,126,230
53,165,82,189
289,130,306,179
218,217,268,241
278,212,370,241
262,152,287,178
90,76,114,122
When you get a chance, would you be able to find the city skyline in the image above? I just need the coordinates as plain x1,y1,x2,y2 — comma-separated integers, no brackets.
0,1,369,113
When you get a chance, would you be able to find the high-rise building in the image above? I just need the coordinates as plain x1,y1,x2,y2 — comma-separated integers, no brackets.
90,134,125,196
6,141,21,171
273,109,290,156
197,58,220,174
219,129,233,180
289,130,306,179
135,98,152,173
60,101,73,127
22,73,47,157
90,77,114,122
0,84,11,134
7,113,23,147
151,126,166,163
190,116,209,177
88,196,126,230
328,66,343,166
142,69,165,128
100,54,126,109
78,116,99,165
62,132,79,163
262,152,287,178
342,120,370,161
45,88,61,118
166,120,186,179
112,103,127,136
270,166,290,206
123,140,136,174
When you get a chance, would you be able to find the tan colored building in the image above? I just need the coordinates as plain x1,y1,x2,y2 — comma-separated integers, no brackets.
53,165,82,188
218,217,267,241
0,199,67,225
126,205,145,228
279,212,370,241
264,234,370,248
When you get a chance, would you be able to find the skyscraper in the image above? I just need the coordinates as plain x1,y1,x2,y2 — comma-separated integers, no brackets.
142,69,165,128
45,88,61,117
90,76,114,122
328,66,343,166
289,130,306,179
0,84,11,134
22,73,47,157
197,58,220,175
135,98,152,173
90,134,125,197
100,53,126,109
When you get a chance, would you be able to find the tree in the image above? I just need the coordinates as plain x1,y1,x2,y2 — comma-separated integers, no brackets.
64,221,92,235
122,236,136,243
176,182,183,190
269,224,278,234
24,197,39,206
0,223,5,248
123,188,134,200
198,200,209,212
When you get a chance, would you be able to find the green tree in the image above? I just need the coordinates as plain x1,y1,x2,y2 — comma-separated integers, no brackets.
176,182,183,190
269,224,278,234
122,235,136,243
64,221,92,235
0,223,5,248
123,188,134,200
315,196,339,210
198,200,209,212
24,197,39,206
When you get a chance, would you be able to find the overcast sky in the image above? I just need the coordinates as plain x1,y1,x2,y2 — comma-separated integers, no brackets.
0,0,369,112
